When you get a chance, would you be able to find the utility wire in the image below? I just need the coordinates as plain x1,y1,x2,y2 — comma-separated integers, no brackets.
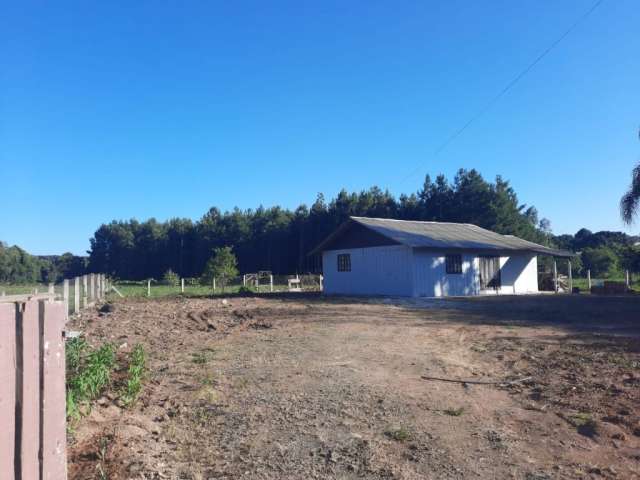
399,0,605,185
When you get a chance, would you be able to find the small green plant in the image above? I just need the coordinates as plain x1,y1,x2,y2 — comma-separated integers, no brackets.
66,337,88,375
191,352,209,364
162,269,180,286
120,344,146,407
95,435,112,480
443,407,465,416
66,342,116,421
566,412,599,437
191,347,215,365
238,285,254,294
385,427,410,442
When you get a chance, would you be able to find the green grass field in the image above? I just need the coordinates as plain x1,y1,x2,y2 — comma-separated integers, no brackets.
107,280,316,299
571,276,639,293
0,283,52,295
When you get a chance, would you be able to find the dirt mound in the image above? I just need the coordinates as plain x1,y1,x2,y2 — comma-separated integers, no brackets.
185,306,273,332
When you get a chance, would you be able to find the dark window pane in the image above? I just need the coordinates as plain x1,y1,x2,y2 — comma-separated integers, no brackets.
446,254,462,274
337,254,351,272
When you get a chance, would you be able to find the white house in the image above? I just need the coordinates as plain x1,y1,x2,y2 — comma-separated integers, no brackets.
310,217,574,297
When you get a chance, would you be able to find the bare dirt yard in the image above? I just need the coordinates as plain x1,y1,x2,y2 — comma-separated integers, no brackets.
66,293,640,480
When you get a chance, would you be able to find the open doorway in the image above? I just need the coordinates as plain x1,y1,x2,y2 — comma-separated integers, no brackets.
479,256,501,291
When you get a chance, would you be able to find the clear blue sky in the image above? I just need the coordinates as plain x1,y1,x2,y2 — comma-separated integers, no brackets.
1,0,639,255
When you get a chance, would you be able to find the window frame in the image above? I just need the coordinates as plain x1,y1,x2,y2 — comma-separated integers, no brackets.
445,254,463,274
337,253,351,272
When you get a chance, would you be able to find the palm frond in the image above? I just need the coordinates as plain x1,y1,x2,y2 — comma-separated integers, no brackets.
620,162,640,224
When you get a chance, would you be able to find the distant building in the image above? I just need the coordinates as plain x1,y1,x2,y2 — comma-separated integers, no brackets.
310,217,573,297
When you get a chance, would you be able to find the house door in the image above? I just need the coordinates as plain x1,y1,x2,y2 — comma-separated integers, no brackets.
479,256,501,290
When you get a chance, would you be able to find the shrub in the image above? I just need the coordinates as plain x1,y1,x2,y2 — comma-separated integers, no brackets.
66,342,116,421
162,269,180,286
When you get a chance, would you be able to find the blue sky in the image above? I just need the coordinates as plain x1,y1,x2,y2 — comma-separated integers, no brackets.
1,0,639,255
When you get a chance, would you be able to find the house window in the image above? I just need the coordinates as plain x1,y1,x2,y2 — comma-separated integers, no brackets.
337,254,351,272
445,254,462,274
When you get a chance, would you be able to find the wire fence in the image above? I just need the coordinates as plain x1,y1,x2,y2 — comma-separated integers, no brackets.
0,273,108,317
105,274,324,298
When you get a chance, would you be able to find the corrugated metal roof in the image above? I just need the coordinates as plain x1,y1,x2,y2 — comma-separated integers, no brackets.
310,217,574,257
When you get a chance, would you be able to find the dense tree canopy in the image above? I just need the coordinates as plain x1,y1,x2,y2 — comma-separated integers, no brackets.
87,169,557,279
0,243,87,284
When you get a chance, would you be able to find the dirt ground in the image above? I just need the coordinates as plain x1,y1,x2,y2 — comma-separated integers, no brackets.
66,293,640,480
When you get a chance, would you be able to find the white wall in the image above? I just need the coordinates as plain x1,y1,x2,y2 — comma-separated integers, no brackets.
323,247,539,298
497,253,538,294
412,250,538,297
412,251,480,297
322,245,414,296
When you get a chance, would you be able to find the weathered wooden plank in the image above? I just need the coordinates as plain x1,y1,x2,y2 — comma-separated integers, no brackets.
41,301,67,480
21,300,41,480
0,293,56,303
0,302,16,478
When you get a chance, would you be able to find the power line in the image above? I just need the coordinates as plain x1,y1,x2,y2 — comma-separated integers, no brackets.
399,0,605,185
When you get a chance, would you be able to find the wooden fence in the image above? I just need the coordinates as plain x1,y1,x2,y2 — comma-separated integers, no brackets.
0,297,67,479
1,273,109,319
0,273,107,480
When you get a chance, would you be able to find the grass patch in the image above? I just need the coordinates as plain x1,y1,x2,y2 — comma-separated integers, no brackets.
443,407,465,416
199,374,217,386
565,412,599,437
385,427,410,442
120,344,146,407
66,340,116,422
191,348,215,365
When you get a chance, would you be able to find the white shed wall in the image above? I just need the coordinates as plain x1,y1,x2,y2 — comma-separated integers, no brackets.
496,253,538,294
322,245,414,296
412,251,480,297
412,250,538,297
322,247,539,298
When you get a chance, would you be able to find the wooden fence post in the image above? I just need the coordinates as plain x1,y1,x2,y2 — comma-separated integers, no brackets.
181,278,185,293
41,300,67,478
243,274,246,287
270,275,273,292
319,274,323,292
587,269,591,291
63,279,69,320
147,279,151,297
213,277,216,293
74,277,80,313
568,260,572,293
82,275,88,308
0,299,67,479
21,300,41,479
626,270,630,290
0,303,15,476
553,259,558,293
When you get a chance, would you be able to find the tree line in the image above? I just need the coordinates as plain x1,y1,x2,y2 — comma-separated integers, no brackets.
0,244,87,284
553,229,639,278
2,168,638,284
86,169,555,280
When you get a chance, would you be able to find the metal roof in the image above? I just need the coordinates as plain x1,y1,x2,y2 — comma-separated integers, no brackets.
310,217,574,257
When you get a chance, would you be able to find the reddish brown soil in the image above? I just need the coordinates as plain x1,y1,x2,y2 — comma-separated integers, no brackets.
67,294,640,479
